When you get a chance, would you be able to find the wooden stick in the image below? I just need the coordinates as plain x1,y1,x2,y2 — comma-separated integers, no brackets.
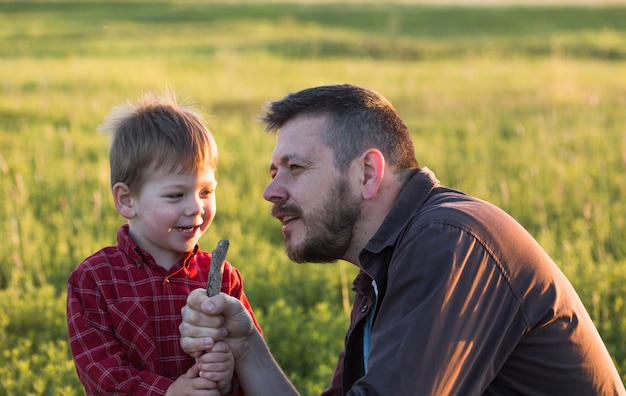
207,239,229,297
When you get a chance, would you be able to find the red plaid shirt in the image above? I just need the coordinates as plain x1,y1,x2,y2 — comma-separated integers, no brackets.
67,224,260,395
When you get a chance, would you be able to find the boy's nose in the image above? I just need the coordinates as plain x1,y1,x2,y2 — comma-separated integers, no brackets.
185,196,205,216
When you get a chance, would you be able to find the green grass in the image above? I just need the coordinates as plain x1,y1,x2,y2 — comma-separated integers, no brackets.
1,1,625,394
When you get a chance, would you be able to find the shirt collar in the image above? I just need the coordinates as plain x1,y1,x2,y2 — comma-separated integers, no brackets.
116,223,198,269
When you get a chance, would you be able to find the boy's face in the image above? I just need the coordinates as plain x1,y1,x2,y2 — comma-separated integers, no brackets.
127,166,217,268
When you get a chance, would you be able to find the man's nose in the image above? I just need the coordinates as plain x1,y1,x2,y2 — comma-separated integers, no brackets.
263,173,287,204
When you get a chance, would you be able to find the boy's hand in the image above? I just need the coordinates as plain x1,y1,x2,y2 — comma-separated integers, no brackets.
165,364,219,396
198,341,235,394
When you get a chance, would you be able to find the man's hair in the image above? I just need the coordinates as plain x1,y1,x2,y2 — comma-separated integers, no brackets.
261,84,419,175
100,90,217,191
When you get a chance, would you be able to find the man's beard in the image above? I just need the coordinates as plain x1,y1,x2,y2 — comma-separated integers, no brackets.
284,177,361,264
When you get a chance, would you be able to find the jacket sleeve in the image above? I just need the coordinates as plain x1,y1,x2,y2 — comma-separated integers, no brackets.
321,349,345,396
66,267,174,395
347,222,522,395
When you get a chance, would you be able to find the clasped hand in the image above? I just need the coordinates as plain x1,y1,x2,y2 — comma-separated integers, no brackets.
180,289,254,362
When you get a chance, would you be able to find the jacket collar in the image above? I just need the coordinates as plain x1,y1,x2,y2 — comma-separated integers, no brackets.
359,167,439,279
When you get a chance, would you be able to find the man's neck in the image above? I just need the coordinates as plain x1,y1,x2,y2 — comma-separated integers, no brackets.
343,175,404,267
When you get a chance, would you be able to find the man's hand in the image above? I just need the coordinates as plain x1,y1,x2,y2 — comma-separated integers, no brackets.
181,289,300,396
180,289,254,361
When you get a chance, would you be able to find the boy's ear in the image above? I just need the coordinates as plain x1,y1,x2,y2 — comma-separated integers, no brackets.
359,149,385,200
112,182,135,219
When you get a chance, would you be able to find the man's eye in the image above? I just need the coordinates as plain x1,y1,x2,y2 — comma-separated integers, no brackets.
167,193,184,199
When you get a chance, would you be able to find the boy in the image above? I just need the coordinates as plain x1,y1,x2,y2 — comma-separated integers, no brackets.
67,91,259,395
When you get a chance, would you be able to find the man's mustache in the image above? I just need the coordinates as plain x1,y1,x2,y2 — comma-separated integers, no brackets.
271,203,303,219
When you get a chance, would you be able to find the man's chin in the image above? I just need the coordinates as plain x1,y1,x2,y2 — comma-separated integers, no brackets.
285,245,305,263
285,246,339,264
284,232,348,263
285,243,309,264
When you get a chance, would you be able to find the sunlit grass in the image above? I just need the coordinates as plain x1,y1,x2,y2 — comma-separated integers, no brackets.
1,2,625,394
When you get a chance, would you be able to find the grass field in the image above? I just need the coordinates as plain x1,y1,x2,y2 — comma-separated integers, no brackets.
0,1,625,394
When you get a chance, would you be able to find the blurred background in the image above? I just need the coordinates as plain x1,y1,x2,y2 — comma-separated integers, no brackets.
1,1,625,394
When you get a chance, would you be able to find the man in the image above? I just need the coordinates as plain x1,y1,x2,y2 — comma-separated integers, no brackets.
180,84,625,395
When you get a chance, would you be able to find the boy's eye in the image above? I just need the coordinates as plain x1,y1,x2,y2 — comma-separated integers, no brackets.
200,189,215,198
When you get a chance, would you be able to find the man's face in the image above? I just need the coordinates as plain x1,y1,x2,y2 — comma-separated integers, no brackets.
263,115,361,263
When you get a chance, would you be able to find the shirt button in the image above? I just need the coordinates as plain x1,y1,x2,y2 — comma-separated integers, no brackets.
360,305,368,313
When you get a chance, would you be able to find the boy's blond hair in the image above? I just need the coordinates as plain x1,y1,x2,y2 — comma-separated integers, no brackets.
100,90,217,192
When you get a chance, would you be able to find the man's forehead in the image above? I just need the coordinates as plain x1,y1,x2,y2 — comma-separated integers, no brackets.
274,118,324,150
280,115,326,137
271,137,333,171
270,143,314,166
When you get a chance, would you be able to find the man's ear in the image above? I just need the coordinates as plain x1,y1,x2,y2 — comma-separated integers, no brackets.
359,149,385,200
112,182,135,219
